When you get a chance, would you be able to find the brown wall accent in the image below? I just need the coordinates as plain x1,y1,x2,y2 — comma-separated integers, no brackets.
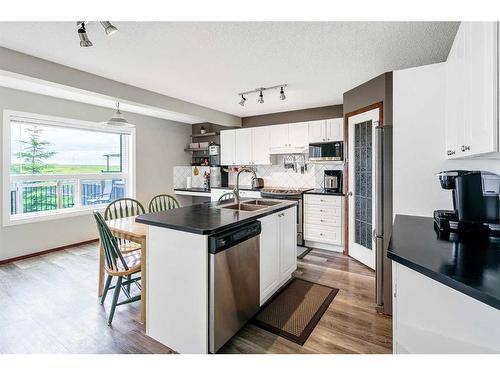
241,105,343,128
343,72,393,125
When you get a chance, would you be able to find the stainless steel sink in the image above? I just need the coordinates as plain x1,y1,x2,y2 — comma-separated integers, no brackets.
221,203,267,212
242,199,280,207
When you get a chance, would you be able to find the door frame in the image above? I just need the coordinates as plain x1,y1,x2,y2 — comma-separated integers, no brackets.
343,102,384,256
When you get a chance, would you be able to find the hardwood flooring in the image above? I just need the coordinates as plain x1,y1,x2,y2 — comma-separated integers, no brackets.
0,244,392,354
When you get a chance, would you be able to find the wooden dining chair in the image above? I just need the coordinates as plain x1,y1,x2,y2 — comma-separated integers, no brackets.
104,198,146,220
93,211,141,326
218,192,235,202
148,194,180,213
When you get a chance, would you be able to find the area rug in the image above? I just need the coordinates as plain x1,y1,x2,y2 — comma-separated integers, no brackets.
253,278,338,345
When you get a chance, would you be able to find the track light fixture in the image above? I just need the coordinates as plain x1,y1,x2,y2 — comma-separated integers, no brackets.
280,86,286,101
78,22,93,47
258,90,264,104
100,21,118,36
237,84,287,107
239,95,246,106
77,21,118,47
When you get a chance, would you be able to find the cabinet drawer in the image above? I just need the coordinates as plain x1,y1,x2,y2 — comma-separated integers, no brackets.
304,214,341,227
304,225,342,245
304,194,342,207
304,205,342,218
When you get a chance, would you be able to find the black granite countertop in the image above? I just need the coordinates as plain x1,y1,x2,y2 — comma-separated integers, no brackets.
174,187,211,193
136,199,297,235
388,215,500,310
304,189,345,196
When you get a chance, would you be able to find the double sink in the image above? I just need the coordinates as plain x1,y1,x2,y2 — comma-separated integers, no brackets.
218,199,280,212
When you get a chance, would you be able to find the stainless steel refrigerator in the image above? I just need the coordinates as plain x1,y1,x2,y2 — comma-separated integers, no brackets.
374,124,393,315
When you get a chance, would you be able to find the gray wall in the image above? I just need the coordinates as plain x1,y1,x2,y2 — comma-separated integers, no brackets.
241,105,343,127
0,86,191,261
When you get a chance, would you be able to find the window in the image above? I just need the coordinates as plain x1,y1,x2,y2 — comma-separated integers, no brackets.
3,110,135,225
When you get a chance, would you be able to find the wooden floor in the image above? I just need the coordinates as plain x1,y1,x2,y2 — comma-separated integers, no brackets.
0,244,392,354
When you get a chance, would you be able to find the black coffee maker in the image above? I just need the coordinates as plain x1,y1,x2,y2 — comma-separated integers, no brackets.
434,170,500,235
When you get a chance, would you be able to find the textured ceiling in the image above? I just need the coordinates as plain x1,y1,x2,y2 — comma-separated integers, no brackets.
0,22,459,117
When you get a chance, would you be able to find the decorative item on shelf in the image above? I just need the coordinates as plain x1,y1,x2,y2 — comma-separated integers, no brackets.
190,142,199,149
199,142,209,148
193,166,199,176
200,126,207,134
203,171,210,190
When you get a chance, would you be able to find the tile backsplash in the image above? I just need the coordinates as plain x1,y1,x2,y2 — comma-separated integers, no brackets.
173,157,343,189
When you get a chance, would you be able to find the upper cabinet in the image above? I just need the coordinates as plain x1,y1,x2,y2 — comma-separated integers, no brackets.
445,22,499,159
269,122,309,150
251,126,271,165
220,129,236,165
308,118,343,143
221,127,271,166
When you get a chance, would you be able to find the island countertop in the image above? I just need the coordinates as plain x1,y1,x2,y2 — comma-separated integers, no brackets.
136,199,297,235
388,214,500,310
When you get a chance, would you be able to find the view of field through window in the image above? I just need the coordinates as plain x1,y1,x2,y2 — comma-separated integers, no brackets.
9,119,129,218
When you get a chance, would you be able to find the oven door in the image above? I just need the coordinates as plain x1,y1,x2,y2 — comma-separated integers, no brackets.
309,142,343,161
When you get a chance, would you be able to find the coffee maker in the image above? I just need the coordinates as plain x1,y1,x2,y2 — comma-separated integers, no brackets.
434,170,500,235
324,170,343,193
208,143,228,188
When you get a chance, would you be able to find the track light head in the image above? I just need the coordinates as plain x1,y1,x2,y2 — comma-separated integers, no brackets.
258,90,264,104
100,21,118,36
279,86,286,101
239,95,246,106
78,23,93,47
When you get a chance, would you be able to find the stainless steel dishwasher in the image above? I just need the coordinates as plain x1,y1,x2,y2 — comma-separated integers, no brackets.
208,221,261,353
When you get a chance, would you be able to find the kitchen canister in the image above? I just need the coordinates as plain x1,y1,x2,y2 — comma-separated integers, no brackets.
186,176,192,188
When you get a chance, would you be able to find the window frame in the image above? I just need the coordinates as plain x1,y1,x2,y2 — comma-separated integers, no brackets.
2,109,136,226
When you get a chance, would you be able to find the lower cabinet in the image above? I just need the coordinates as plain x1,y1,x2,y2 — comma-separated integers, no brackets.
304,194,343,247
259,207,297,305
393,262,500,353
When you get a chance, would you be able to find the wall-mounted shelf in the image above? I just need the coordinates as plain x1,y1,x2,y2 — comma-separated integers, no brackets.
190,132,219,138
184,147,209,152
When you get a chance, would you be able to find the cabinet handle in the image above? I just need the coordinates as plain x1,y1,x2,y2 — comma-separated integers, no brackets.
461,145,465,152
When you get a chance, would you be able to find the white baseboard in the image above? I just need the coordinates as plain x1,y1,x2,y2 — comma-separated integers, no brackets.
305,240,344,252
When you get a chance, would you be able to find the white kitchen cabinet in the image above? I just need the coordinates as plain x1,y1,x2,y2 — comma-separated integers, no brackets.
279,207,298,280
258,213,280,304
288,122,309,148
308,118,344,143
393,262,500,353
258,206,297,305
251,126,271,165
234,128,252,165
445,22,499,159
269,124,289,149
220,129,236,165
304,194,343,249
326,118,344,142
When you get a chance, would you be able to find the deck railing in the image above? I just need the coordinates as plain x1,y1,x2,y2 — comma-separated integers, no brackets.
10,174,126,216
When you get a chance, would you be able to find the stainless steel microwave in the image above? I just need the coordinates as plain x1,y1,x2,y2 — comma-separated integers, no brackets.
309,141,343,161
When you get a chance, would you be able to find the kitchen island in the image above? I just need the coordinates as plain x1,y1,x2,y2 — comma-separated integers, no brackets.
388,215,500,353
136,199,297,354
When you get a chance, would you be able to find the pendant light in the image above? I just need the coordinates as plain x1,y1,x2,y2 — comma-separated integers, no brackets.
104,102,134,127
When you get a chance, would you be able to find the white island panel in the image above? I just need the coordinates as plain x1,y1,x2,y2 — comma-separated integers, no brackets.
146,225,208,354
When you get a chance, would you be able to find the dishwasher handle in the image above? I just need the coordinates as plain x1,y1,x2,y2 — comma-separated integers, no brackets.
208,221,261,254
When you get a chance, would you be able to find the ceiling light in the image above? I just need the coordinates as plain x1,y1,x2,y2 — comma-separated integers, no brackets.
104,102,134,127
258,90,264,104
279,86,286,101
100,21,118,36
78,23,93,47
239,95,246,106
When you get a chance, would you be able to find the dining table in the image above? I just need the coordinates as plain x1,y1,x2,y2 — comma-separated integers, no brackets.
98,216,147,324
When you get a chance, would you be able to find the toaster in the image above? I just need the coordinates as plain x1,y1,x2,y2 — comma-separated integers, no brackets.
252,177,265,189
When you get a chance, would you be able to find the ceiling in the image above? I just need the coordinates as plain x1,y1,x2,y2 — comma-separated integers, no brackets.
0,22,459,118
